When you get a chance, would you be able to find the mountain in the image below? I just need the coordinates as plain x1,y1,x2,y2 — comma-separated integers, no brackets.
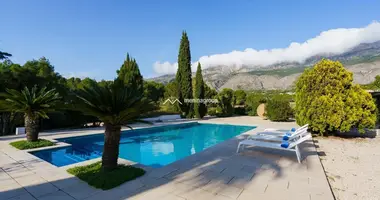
148,41,380,90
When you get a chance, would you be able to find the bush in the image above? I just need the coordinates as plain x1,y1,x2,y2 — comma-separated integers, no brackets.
41,111,98,130
266,98,293,121
216,88,234,117
207,107,217,116
233,90,246,105
246,93,267,116
10,139,55,150
295,59,377,135
234,106,247,115
143,81,165,102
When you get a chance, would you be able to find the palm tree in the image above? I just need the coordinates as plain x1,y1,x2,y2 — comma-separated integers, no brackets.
0,85,61,141
73,82,154,171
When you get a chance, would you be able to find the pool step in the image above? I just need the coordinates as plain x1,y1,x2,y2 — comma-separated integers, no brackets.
64,147,99,161
63,154,84,162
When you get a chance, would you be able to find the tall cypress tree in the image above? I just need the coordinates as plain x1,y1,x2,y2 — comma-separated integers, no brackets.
116,53,144,95
194,63,207,118
176,31,193,118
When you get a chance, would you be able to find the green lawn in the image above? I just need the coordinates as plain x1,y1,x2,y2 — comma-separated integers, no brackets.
67,161,146,190
10,139,55,150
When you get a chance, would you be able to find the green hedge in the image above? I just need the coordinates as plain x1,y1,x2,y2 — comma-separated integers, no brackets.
266,98,293,121
234,107,247,115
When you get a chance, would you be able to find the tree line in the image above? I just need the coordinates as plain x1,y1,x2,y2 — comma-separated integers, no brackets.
0,55,161,136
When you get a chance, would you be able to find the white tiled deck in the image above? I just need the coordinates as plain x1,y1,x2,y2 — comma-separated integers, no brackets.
0,117,334,200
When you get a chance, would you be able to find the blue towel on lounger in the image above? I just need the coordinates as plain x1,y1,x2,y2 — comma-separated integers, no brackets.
282,135,290,141
291,128,296,132
281,142,289,148
282,132,293,141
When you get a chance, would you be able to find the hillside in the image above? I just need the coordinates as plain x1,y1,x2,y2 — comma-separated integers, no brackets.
149,41,380,90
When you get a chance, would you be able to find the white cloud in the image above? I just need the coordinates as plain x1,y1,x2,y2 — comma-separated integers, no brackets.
153,61,178,75
63,72,96,80
153,21,380,74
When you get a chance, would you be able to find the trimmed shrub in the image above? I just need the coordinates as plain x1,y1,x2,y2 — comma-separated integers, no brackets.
266,98,293,121
295,59,377,135
234,106,247,115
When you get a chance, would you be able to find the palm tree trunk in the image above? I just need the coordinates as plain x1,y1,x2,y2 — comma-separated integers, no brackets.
25,114,39,142
102,123,121,171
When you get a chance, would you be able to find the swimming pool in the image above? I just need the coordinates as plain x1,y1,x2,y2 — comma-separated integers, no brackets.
31,122,255,168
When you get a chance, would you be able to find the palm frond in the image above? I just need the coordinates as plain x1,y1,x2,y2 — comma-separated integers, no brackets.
125,125,133,130
72,82,153,126
0,85,61,118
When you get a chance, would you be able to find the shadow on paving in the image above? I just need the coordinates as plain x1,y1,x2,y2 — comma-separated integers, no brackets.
1,135,323,200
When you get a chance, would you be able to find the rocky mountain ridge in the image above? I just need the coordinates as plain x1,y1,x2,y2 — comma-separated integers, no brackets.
149,41,380,90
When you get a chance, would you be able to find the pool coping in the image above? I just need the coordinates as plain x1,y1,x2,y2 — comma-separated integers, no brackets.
14,121,257,171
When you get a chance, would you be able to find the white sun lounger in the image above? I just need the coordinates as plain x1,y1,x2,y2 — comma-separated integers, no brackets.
246,124,309,141
237,127,311,163
257,124,309,137
264,127,296,132
248,125,309,142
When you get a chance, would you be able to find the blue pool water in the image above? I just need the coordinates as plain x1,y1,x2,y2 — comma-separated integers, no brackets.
31,123,255,167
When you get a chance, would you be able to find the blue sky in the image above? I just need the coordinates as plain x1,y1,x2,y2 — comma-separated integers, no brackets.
0,0,379,79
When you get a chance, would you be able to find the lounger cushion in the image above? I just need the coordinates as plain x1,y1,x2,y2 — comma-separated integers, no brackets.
281,142,289,148
282,135,290,141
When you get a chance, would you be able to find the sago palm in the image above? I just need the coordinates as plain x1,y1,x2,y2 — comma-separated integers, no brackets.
73,82,154,171
0,85,61,141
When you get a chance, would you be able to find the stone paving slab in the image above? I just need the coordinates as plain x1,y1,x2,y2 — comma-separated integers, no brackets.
7,193,36,200
38,191,75,200
0,116,333,200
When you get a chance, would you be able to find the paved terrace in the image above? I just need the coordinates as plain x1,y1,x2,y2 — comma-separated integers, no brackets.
0,116,334,200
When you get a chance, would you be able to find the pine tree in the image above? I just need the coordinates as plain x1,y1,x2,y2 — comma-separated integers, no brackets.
0,51,12,60
116,54,144,95
194,63,206,118
176,31,193,118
